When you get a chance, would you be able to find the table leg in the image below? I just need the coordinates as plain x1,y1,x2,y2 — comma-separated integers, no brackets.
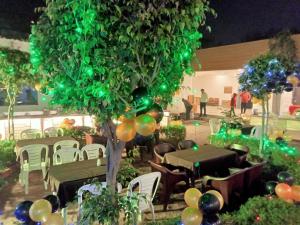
61,207,67,225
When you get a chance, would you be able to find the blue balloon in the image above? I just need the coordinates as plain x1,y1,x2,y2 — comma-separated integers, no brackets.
14,201,33,222
201,214,222,225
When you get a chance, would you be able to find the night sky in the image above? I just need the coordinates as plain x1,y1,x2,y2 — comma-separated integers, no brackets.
0,0,300,48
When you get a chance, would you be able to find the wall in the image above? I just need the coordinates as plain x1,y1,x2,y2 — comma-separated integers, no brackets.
194,34,300,71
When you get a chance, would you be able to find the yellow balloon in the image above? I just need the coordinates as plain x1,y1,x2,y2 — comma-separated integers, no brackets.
184,188,202,208
287,75,299,86
135,114,156,136
44,213,64,225
181,207,203,225
116,119,136,142
35,83,42,91
29,199,52,222
206,190,224,210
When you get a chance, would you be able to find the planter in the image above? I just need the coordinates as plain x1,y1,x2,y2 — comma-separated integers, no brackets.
0,162,19,179
85,133,107,146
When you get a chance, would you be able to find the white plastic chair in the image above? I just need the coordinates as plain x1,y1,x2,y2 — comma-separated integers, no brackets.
20,129,43,139
53,147,81,165
19,144,49,194
53,140,80,153
250,126,262,138
80,144,106,160
209,119,221,135
44,127,64,137
127,172,161,221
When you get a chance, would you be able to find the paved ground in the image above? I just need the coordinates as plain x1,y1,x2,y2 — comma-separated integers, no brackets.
0,118,299,224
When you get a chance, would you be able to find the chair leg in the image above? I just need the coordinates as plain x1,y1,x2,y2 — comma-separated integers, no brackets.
61,207,67,225
19,170,24,185
42,166,47,190
23,170,29,194
149,203,155,221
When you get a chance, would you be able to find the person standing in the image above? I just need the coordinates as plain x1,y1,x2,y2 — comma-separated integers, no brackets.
240,91,251,114
230,93,237,117
182,98,193,120
200,89,208,117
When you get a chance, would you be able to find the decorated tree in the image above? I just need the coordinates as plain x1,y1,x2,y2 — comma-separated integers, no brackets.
0,48,32,139
30,0,214,188
239,54,292,155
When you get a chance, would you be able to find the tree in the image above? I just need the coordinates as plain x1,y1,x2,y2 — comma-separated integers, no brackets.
238,54,291,155
0,48,32,140
30,0,214,188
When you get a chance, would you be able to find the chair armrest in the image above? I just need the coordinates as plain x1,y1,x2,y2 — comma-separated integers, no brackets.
203,175,229,187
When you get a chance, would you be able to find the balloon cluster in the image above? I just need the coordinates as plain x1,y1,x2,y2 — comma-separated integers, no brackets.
116,87,164,142
181,188,224,225
60,118,75,130
268,130,292,144
265,171,300,203
14,195,63,225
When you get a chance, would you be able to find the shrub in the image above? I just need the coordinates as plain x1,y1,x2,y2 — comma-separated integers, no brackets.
146,217,180,225
0,140,16,171
160,125,186,146
79,183,140,225
221,196,300,225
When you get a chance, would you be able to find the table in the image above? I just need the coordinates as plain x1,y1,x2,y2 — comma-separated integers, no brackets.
46,159,106,208
163,145,237,185
15,136,76,162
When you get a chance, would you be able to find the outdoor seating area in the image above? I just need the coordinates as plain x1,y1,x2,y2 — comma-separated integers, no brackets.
1,1,300,225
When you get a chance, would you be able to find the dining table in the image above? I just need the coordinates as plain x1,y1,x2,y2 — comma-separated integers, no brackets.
15,136,77,163
45,158,106,225
163,145,237,186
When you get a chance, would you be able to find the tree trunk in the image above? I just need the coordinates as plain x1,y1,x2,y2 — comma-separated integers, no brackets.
6,87,15,140
266,96,270,136
103,120,125,190
259,98,266,156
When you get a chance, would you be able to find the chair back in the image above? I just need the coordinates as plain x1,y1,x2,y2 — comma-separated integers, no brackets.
127,172,161,212
53,140,80,153
20,129,42,139
53,147,80,165
44,127,64,137
209,119,220,135
78,182,122,206
149,160,168,175
178,140,197,150
244,162,265,189
81,144,106,160
19,144,49,170
153,143,176,164
250,126,262,138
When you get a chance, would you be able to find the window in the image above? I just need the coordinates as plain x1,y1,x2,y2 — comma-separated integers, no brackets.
0,86,38,106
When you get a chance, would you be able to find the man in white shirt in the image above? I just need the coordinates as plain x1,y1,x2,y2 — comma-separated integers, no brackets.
200,89,208,117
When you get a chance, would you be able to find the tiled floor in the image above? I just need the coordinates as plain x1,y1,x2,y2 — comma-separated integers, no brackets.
0,118,299,224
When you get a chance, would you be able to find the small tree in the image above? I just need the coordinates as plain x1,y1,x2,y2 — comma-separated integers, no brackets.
0,48,32,140
30,0,214,188
239,54,291,155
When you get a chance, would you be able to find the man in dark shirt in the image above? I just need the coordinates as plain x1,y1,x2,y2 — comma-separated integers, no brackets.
182,98,193,120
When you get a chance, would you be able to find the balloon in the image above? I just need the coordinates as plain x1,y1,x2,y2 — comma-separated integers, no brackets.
181,207,203,225
198,193,220,215
275,183,292,201
44,195,60,213
265,181,277,194
116,119,136,142
135,114,156,136
206,190,224,210
284,83,293,92
277,171,294,185
201,214,222,225
146,103,164,123
14,201,33,222
184,188,202,208
44,213,64,225
35,83,42,91
287,75,299,86
291,185,300,202
132,87,153,107
29,199,52,222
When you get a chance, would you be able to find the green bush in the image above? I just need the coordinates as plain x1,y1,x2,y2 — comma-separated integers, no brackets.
0,140,16,171
221,196,300,225
117,148,140,187
80,183,140,225
146,217,180,225
160,125,186,146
